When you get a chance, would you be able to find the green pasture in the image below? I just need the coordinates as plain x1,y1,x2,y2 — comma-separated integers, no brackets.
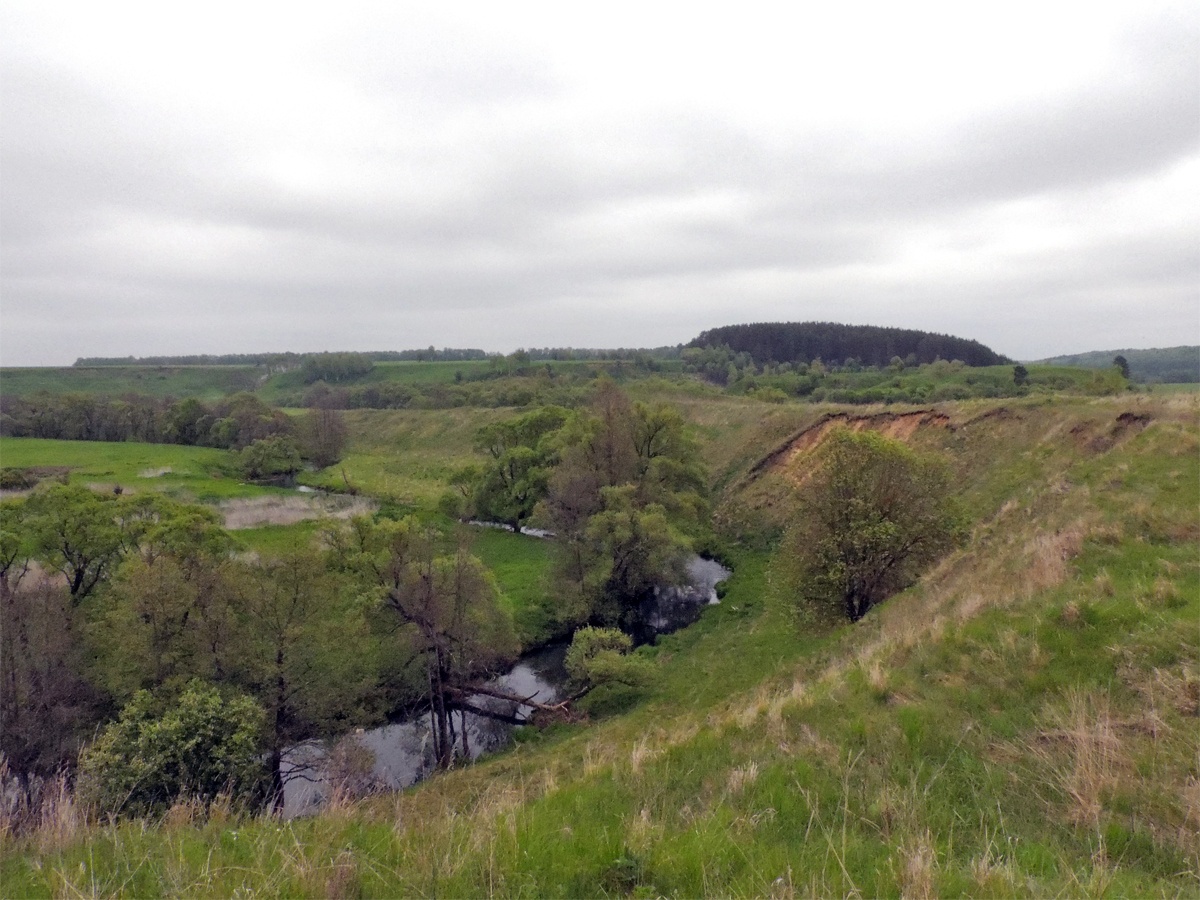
304,407,514,506
0,438,271,502
468,527,560,645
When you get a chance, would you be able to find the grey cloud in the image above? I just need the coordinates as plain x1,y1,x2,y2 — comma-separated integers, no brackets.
2,5,1197,365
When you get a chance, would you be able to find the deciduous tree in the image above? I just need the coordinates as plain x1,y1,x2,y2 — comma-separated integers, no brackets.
786,428,960,622
327,517,516,769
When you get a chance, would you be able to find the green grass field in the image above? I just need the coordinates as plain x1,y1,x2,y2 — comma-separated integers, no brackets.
0,437,268,501
468,527,560,645
302,407,516,507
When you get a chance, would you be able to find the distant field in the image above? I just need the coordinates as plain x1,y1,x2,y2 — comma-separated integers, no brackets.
1039,345,1199,383
0,437,273,502
0,365,260,400
1148,382,1200,394
810,362,1104,403
257,358,675,405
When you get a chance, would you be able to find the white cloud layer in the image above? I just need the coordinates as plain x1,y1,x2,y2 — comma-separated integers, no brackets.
2,0,1197,364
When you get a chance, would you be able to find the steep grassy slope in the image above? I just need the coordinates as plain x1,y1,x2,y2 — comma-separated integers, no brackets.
301,407,515,507
3,395,1196,897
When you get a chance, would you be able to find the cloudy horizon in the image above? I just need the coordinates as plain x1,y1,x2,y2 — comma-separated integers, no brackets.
2,1,1197,367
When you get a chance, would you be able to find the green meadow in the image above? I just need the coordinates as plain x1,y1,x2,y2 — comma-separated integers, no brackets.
0,437,259,501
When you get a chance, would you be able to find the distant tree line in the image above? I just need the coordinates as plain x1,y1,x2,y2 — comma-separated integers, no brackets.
74,349,489,367
0,392,292,448
300,352,375,383
690,322,1010,369
289,356,666,410
71,347,686,368
518,346,683,361
74,353,307,368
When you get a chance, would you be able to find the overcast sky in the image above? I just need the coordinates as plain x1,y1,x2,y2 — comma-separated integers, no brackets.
2,1,1196,365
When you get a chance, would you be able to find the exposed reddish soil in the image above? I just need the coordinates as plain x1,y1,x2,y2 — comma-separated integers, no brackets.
749,410,952,483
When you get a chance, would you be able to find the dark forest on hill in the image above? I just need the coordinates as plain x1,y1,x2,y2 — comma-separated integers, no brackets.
690,322,1010,368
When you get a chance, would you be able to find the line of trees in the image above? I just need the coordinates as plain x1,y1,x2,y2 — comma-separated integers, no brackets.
0,392,348,474
0,391,291,448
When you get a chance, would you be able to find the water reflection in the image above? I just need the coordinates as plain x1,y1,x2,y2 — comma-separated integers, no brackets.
282,556,730,817
282,644,567,817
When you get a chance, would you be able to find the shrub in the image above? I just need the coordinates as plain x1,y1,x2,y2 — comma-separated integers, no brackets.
565,627,653,696
784,428,961,622
77,681,266,818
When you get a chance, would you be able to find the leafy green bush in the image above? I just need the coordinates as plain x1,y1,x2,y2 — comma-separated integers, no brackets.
565,626,654,696
77,681,266,818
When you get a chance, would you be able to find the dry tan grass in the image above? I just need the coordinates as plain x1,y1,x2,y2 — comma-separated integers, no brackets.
1150,576,1181,606
323,849,361,900
625,805,658,852
1032,691,1125,828
219,494,377,529
897,829,938,900
861,657,890,696
628,737,661,775
162,795,207,829
970,840,1018,894
32,774,82,854
1183,777,1200,832
727,761,760,795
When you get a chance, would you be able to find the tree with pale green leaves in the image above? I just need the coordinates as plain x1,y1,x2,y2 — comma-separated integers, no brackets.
77,680,266,818
470,406,569,532
786,428,961,622
24,484,125,603
564,626,653,698
537,382,705,638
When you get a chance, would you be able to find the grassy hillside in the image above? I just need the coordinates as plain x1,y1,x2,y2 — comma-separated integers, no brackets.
3,394,1197,896
0,365,261,400
1038,347,1200,384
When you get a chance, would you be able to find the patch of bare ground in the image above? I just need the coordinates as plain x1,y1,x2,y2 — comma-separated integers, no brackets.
219,494,377,529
